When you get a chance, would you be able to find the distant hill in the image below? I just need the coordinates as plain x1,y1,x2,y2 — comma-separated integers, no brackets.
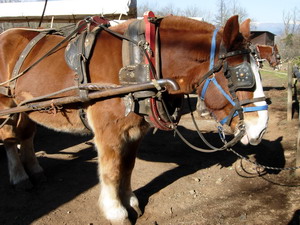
251,22,284,36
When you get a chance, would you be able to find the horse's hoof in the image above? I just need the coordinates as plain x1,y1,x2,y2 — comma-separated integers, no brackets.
14,179,33,191
135,207,142,218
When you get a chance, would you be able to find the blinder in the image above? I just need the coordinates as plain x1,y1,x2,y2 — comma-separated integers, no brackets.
227,60,255,90
276,54,281,60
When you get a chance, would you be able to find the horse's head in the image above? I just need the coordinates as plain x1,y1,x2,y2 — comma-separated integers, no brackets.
273,44,281,69
257,44,281,69
159,15,268,146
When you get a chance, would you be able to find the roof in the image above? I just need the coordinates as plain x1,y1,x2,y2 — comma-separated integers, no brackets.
0,0,136,22
250,31,276,36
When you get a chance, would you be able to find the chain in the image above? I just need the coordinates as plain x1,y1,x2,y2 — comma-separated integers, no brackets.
28,104,63,114
228,147,300,171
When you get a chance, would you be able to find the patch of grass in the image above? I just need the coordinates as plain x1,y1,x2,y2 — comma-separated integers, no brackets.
260,69,287,79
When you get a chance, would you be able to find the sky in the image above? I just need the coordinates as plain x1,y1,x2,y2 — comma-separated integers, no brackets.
137,0,299,24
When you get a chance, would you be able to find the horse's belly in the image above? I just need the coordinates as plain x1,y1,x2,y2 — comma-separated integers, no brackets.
27,109,90,134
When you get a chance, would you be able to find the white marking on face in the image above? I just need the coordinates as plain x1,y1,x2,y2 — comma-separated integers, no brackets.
240,55,269,145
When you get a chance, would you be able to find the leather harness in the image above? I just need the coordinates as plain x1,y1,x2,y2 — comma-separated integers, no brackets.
2,15,181,131
2,12,268,137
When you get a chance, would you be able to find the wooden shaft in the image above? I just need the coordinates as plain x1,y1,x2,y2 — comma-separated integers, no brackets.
0,79,179,117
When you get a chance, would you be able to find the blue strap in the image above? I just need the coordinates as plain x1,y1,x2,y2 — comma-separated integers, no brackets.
209,28,219,70
211,77,235,105
243,105,268,112
219,104,269,125
200,78,212,100
201,77,235,106
220,113,237,125
201,28,219,100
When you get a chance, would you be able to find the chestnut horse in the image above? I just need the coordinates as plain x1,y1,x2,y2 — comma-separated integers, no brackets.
255,44,281,69
0,15,268,224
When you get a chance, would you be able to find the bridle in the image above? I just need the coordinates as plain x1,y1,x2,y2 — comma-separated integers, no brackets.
196,28,268,129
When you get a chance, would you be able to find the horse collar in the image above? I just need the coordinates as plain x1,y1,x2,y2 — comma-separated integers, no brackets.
119,12,182,131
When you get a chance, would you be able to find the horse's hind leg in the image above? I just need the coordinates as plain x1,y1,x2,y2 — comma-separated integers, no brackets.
17,113,45,184
4,140,32,189
2,113,44,189
1,115,32,189
19,131,45,184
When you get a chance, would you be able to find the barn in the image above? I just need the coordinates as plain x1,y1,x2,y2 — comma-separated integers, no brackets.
250,31,276,46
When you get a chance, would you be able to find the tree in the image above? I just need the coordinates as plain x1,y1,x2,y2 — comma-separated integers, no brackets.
214,0,248,26
278,7,300,62
283,7,299,36
137,1,207,19
214,0,229,26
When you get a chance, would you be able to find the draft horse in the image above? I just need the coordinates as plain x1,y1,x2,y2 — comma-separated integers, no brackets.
0,14,268,224
253,44,281,69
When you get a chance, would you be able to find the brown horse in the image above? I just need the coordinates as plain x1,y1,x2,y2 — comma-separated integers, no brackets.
0,14,268,224
255,44,281,69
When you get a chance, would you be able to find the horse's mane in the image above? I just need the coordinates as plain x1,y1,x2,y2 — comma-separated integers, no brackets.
110,16,215,35
160,16,215,33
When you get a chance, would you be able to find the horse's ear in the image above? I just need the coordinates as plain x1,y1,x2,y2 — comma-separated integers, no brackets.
240,19,251,39
222,15,240,50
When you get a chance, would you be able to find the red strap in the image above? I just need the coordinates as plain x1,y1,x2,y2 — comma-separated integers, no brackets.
143,11,156,79
143,11,173,130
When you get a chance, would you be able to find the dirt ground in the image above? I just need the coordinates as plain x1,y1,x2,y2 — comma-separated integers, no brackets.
1,69,300,225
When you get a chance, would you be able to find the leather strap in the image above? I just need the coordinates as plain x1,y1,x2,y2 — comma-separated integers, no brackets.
10,32,47,96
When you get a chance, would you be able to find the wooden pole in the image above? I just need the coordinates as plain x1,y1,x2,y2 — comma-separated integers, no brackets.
296,65,300,176
296,112,300,176
0,79,179,117
287,62,293,121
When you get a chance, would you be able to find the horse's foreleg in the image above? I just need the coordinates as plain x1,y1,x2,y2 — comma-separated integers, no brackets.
96,138,130,224
119,140,142,218
95,126,144,225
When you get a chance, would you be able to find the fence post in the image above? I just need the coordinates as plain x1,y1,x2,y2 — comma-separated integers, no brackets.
296,65,300,176
287,62,293,121
296,119,300,176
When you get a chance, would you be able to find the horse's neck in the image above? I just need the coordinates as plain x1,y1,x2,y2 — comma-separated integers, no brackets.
160,31,214,94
